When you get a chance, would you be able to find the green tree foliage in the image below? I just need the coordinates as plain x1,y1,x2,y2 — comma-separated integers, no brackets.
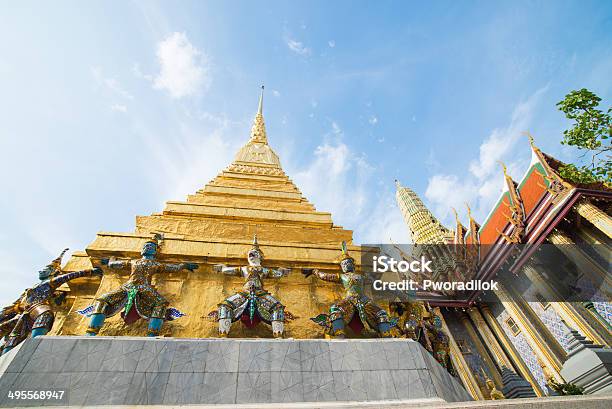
548,380,584,396
556,88,611,184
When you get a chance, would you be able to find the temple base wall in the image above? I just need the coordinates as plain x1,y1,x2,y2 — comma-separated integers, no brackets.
0,336,470,406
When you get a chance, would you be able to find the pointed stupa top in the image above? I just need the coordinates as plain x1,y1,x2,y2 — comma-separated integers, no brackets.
249,85,268,144
395,179,451,244
232,86,281,168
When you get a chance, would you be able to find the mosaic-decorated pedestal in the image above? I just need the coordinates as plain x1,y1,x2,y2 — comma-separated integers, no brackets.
0,336,470,406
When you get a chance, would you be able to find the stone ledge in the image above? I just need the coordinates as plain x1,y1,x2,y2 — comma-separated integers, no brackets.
2,395,612,408
0,337,470,406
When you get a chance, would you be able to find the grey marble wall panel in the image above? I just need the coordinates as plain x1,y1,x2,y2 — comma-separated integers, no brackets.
0,336,471,406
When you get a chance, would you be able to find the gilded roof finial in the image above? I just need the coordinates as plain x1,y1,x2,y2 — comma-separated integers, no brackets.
465,202,472,219
497,160,508,176
249,85,268,144
451,207,460,225
523,130,536,148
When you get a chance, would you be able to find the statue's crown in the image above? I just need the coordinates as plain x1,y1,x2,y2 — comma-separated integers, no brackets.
249,234,264,257
339,241,354,262
46,248,69,274
144,233,164,248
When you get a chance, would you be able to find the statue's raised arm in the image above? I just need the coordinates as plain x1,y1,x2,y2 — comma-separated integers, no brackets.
307,241,397,339
79,233,197,337
163,261,198,273
302,268,340,282
99,257,131,270
212,264,241,276
1,248,102,356
263,266,291,279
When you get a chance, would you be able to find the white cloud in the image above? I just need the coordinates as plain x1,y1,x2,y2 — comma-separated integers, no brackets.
153,32,210,98
292,141,369,229
111,104,127,113
425,175,479,223
328,40,336,48
469,87,546,180
331,121,342,135
132,63,153,81
368,116,378,125
272,89,281,97
285,37,311,56
91,67,134,100
359,195,410,244
287,122,409,244
424,87,547,225
135,110,245,203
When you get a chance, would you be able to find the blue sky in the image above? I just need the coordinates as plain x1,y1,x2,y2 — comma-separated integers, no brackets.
0,1,611,304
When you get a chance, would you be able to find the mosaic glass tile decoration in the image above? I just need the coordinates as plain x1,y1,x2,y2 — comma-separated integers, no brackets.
497,310,548,393
576,276,612,326
592,301,612,326
524,284,572,352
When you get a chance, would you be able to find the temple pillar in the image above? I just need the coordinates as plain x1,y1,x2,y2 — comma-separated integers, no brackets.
495,282,566,382
583,301,612,333
547,229,611,294
480,304,545,397
433,307,485,400
575,199,612,239
458,311,504,389
467,306,514,370
522,262,612,347
577,224,610,263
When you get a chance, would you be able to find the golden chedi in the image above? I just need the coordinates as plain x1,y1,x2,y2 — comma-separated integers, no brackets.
51,87,366,339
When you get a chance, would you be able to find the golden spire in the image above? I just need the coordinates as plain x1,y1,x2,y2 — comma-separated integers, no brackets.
249,85,268,144
395,179,450,244
232,85,281,168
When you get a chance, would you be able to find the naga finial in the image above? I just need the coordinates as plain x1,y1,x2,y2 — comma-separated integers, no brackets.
497,160,508,176
451,207,459,222
523,131,536,148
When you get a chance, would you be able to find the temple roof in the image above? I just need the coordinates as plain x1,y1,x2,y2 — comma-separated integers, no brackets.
398,135,610,249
